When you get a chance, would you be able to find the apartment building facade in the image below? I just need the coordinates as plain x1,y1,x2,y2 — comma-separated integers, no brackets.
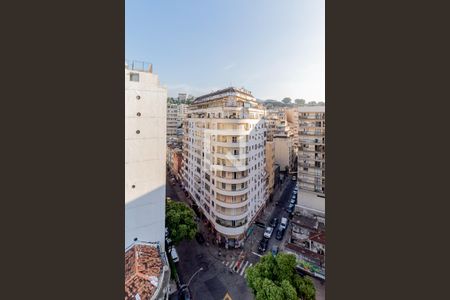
181,87,268,248
296,105,325,219
125,61,167,249
167,103,187,142
265,141,275,198
286,106,300,148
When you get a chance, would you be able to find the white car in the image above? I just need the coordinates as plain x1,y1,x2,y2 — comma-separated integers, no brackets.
170,247,179,263
280,217,288,230
264,226,274,239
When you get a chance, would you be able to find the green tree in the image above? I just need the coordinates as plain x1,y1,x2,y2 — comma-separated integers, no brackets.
308,101,317,106
246,253,316,300
295,99,306,106
282,97,292,105
281,279,298,300
318,101,325,106
165,199,197,245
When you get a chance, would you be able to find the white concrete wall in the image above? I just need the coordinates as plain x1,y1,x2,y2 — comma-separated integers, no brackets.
274,137,291,172
296,189,325,218
125,68,167,249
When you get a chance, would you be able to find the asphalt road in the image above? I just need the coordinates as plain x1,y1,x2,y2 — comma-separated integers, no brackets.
166,175,325,299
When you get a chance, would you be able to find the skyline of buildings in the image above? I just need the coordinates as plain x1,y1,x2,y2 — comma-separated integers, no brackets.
124,59,326,298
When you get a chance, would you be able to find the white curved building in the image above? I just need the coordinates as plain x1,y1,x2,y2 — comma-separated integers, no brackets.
181,87,268,248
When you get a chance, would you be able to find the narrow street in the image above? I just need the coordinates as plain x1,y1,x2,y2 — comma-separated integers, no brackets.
166,173,314,299
166,171,325,299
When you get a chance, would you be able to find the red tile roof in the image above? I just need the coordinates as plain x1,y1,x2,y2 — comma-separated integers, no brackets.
125,244,163,300
309,231,325,244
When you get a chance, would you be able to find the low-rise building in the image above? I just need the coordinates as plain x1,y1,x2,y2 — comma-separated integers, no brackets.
284,214,325,280
125,242,170,300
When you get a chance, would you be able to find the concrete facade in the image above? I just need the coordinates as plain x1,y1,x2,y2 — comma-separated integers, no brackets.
167,103,187,142
296,105,325,219
273,136,294,172
265,141,275,197
125,62,167,249
181,87,268,247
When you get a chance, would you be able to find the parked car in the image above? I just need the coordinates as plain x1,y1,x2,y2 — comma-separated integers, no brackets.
269,217,279,228
280,217,289,230
195,232,205,244
287,204,295,213
292,175,297,181
272,245,279,256
170,247,179,263
290,197,296,204
263,226,274,239
258,238,269,253
275,227,285,240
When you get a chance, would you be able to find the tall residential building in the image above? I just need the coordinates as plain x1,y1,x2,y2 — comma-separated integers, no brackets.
178,93,188,102
125,61,167,249
167,103,188,142
265,141,276,198
181,87,268,248
167,104,179,139
286,107,300,149
296,105,325,221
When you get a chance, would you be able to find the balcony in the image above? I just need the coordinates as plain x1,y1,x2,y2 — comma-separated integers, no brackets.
213,185,250,196
214,176,248,184
205,128,251,136
211,164,249,172
214,152,248,160
299,131,324,137
214,209,248,221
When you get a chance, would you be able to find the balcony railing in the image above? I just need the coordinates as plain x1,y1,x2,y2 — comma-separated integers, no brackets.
125,59,152,72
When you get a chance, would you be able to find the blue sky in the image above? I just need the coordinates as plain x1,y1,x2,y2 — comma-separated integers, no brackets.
126,0,324,101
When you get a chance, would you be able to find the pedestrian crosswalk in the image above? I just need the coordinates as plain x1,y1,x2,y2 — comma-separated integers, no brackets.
222,259,253,277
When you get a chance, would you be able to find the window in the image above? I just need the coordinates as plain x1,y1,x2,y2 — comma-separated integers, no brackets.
130,73,139,82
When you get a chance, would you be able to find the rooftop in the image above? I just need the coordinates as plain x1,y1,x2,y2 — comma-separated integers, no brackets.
298,105,325,113
125,59,153,73
125,243,164,300
192,87,253,104
310,231,326,244
285,242,325,264
291,215,319,231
